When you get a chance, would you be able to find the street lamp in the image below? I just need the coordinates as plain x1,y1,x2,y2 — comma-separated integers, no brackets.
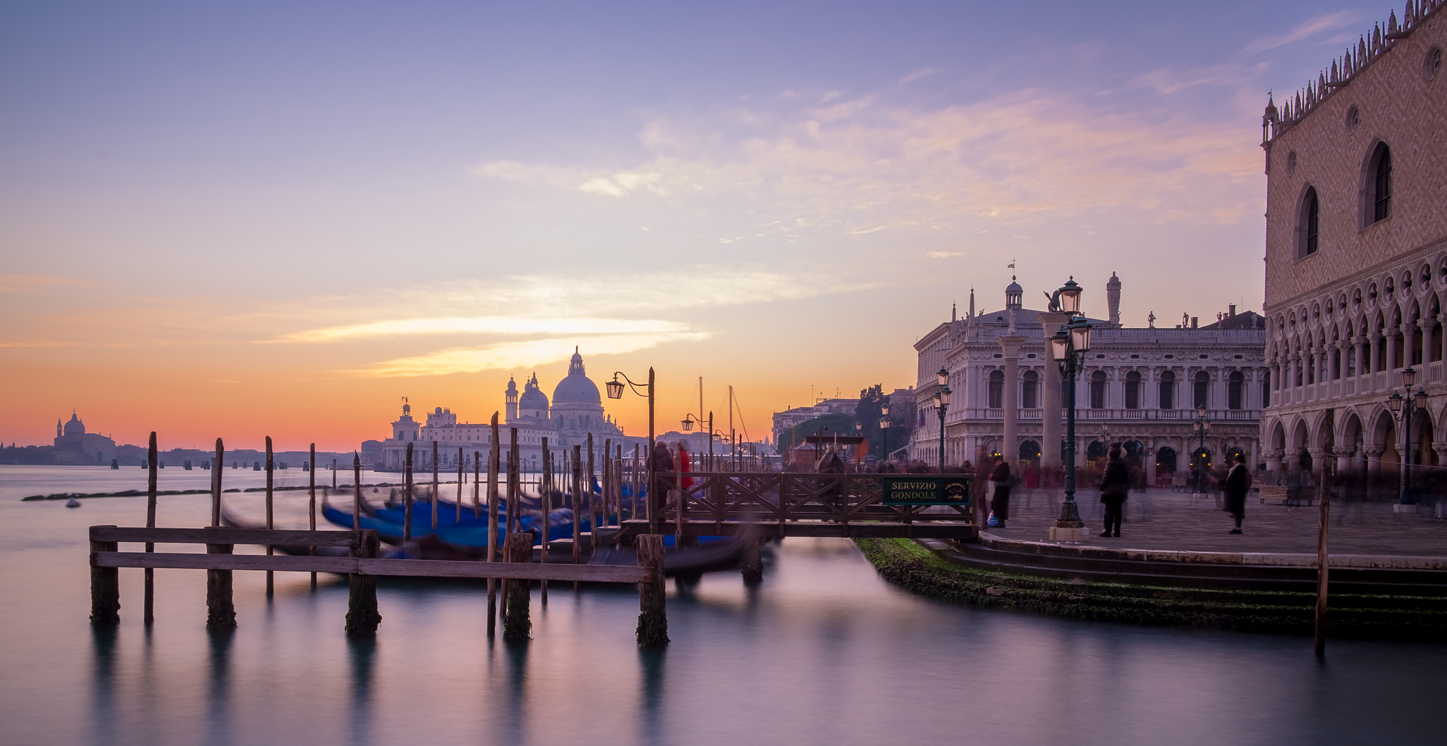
879,401,891,463
1047,279,1091,538
1192,404,1212,495
935,367,952,472
1387,366,1427,505
608,369,657,530
682,412,718,470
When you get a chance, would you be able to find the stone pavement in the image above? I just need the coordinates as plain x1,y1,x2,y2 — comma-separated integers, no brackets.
982,487,1447,557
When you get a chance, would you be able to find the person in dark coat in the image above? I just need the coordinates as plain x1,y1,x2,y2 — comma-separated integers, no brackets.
1223,452,1252,534
989,457,1012,528
1099,445,1130,537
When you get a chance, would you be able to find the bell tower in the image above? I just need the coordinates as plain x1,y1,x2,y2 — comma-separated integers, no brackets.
505,376,519,422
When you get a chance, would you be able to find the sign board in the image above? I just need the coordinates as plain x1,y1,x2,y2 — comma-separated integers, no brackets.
881,476,973,506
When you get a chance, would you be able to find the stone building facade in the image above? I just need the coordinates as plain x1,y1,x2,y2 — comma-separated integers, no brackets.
1260,1,1447,474
52,412,116,465
377,349,642,471
907,277,1267,482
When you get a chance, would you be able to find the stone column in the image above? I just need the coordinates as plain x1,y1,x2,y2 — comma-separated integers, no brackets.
1308,448,1327,475
1439,314,1447,367
999,336,1024,469
1265,449,1282,472
1365,446,1383,476
1144,442,1157,485
1404,321,1417,368
1037,312,1070,469
1387,328,1399,372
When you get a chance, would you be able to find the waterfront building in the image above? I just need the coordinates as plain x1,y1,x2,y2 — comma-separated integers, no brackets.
52,412,116,465
906,276,1267,483
1259,2,1447,474
377,348,641,470
771,398,857,445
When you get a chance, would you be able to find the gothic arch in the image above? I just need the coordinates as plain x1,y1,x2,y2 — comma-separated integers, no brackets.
1359,139,1393,228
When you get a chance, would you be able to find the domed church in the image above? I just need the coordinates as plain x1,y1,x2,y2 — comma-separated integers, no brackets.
378,347,637,470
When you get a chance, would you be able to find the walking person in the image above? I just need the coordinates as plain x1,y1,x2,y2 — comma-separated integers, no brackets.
989,456,1012,529
1099,444,1130,538
1223,452,1252,534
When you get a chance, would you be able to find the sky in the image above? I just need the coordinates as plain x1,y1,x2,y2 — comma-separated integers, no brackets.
0,0,1400,451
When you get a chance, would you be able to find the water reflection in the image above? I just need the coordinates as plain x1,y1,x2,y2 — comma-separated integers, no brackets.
501,638,530,744
206,630,233,746
347,637,376,746
637,648,666,746
89,625,118,746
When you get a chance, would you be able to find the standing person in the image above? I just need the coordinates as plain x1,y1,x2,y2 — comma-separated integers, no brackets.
676,441,694,490
989,456,1012,529
1099,444,1130,538
652,439,674,501
1223,453,1252,534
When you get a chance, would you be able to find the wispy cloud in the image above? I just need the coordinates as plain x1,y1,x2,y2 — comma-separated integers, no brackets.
1239,11,1358,56
899,68,942,85
363,333,708,377
281,317,688,343
0,274,97,293
925,251,963,259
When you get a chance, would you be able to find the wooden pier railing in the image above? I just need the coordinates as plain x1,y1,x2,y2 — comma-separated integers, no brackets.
89,525,667,645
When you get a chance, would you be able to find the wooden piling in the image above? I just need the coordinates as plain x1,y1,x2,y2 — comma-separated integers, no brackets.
456,447,464,523
1315,459,1332,658
332,458,337,490
632,444,640,521
741,535,763,585
509,428,520,533
403,443,414,543
502,532,533,643
309,442,317,589
572,445,582,566
487,413,500,637
431,439,439,529
144,432,157,624
265,436,274,596
90,526,120,626
211,438,224,527
205,530,236,630
353,455,362,531
345,529,382,636
674,442,685,545
540,437,550,606
588,434,598,540
635,534,668,647
603,438,612,532
473,451,481,520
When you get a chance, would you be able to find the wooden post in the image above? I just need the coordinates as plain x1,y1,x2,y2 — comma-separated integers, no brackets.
346,529,382,636
509,428,520,533
265,436,274,596
309,442,317,589
632,444,640,521
211,438,224,527
144,432,157,624
353,454,362,530
457,447,464,523
487,413,500,637
205,530,236,631
675,442,685,545
1315,459,1332,658
603,438,612,531
332,458,337,490
403,443,414,543
502,532,533,643
741,534,763,585
90,526,120,626
635,534,668,647
473,451,481,520
572,445,583,566
431,439,439,529
540,437,550,606
587,434,598,542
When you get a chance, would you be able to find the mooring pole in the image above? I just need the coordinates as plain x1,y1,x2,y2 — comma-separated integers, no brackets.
540,437,550,607
473,450,481,520
431,439,439,530
90,525,120,627
211,438,224,527
265,436,274,597
345,529,381,637
144,432,157,624
503,532,533,643
353,454,362,531
487,413,500,638
457,447,464,523
636,534,668,647
403,443,414,543
309,442,317,590
205,528,236,631
1315,459,1333,658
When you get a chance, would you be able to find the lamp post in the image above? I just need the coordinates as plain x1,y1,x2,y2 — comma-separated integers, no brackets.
879,401,891,465
1047,278,1090,539
607,368,657,531
1387,366,1427,506
682,412,717,470
1192,405,1211,496
934,367,952,472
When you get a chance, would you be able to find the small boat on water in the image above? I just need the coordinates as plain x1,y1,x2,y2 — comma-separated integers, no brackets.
65,497,81,508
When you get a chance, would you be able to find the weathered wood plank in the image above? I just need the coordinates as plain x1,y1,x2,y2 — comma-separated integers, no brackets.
91,526,361,547
95,552,650,582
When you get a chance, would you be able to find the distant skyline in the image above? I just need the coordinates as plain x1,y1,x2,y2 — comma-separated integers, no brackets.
0,1,1394,450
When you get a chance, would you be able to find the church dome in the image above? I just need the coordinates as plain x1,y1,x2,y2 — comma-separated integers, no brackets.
519,374,549,411
64,412,85,437
552,348,601,405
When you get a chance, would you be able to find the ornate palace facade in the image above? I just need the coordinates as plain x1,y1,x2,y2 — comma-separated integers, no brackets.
908,276,1267,482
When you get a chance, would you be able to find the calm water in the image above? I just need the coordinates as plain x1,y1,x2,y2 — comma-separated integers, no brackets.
1,465,1443,746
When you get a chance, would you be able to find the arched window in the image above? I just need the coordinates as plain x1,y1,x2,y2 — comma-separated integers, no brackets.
1262,369,1271,408
1159,371,1175,410
1022,370,1038,409
1090,371,1107,409
1228,371,1244,410
1299,187,1320,257
1124,371,1141,409
988,370,1004,409
1372,143,1392,223
1193,371,1210,409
